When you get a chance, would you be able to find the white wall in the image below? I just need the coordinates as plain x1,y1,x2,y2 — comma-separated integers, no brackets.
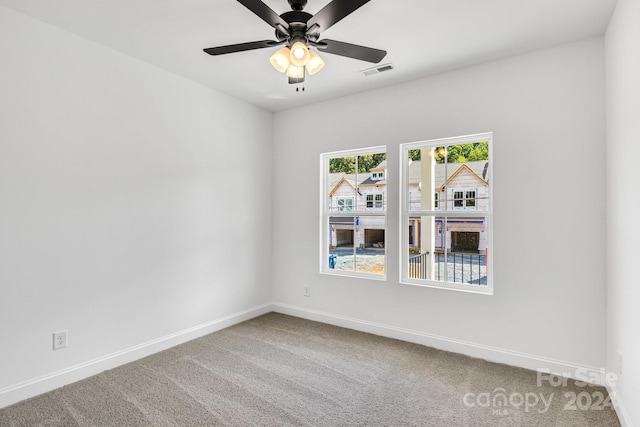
273,38,607,374
606,0,640,424
0,6,273,406
1,2,624,417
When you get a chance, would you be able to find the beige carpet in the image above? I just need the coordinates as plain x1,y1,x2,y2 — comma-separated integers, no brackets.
0,313,620,426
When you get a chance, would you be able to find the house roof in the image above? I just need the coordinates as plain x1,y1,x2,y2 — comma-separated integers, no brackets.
436,164,489,191
328,160,488,196
328,173,373,197
408,160,489,188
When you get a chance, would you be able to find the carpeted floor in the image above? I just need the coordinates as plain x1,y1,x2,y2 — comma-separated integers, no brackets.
0,313,620,426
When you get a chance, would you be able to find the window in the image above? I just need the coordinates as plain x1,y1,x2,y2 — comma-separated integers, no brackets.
452,189,477,210
465,190,476,208
366,194,384,210
400,133,493,294
322,147,386,279
335,197,354,211
371,171,385,180
375,194,383,209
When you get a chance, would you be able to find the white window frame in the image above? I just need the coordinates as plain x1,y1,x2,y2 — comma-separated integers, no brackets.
399,133,493,295
321,146,387,280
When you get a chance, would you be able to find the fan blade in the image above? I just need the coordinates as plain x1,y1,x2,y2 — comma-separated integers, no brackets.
203,40,281,56
238,0,289,31
315,39,386,63
306,0,370,33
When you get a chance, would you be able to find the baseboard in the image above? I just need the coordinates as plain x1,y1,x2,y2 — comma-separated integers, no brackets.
4,302,625,422
606,383,633,427
272,303,609,386
0,303,272,409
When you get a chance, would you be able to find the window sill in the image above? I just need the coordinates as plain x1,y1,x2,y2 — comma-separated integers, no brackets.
400,278,493,295
321,269,387,281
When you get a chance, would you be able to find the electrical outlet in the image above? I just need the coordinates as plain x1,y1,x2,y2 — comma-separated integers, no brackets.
303,286,311,297
53,330,68,350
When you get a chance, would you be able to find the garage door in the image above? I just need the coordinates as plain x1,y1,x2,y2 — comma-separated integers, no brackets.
451,231,479,252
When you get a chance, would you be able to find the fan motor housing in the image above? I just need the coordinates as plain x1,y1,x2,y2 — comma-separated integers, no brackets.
280,11,312,25
288,0,308,11
276,12,312,42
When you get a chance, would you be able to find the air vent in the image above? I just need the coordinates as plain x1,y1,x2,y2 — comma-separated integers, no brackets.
361,63,395,77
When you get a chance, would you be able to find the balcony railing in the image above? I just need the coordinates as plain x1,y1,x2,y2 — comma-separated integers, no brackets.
409,252,487,285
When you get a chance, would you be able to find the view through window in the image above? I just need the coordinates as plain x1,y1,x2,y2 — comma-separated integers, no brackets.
321,147,386,278
401,134,493,294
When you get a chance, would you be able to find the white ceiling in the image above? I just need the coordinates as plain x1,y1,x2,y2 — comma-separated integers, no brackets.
0,0,617,112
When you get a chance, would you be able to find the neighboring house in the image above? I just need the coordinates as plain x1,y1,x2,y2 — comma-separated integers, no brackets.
329,159,489,253
328,164,386,249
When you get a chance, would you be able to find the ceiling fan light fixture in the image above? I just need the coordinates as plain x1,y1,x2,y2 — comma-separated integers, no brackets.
290,41,310,67
306,50,325,75
286,64,305,79
203,0,388,87
269,47,291,73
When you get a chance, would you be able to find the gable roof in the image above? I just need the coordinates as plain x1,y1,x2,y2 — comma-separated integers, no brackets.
328,173,373,197
437,164,489,191
408,160,489,188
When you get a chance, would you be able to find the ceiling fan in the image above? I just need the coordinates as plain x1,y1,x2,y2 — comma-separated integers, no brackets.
203,0,387,85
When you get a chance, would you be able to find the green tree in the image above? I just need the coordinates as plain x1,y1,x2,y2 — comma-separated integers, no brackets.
356,153,386,172
434,142,488,164
329,156,356,173
329,153,386,173
467,143,489,161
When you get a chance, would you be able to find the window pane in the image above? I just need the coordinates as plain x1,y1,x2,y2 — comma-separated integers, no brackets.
374,194,383,209
465,191,476,208
407,216,444,281
328,216,355,272
406,216,489,285
407,147,440,212
328,155,356,212
453,191,464,209
328,216,385,276
356,216,385,275
447,216,489,285
444,142,489,211
357,152,386,211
